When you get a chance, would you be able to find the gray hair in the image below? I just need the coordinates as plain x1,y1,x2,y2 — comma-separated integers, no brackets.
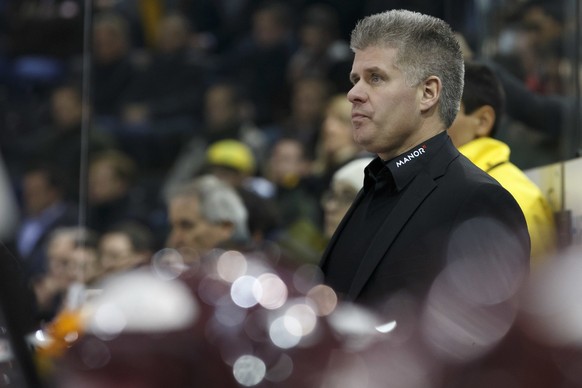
165,175,249,242
350,9,464,128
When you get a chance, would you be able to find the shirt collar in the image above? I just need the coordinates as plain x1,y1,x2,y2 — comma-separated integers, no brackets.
385,131,449,191
363,157,396,193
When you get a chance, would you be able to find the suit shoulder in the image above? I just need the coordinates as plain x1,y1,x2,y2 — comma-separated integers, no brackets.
443,153,506,190
433,154,523,216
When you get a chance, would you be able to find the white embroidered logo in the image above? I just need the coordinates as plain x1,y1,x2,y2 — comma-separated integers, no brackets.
395,145,427,168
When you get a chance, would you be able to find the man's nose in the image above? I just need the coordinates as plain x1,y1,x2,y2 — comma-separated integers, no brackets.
347,82,366,104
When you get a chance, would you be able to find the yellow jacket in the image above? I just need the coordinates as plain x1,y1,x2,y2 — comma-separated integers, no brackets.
459,137,557,267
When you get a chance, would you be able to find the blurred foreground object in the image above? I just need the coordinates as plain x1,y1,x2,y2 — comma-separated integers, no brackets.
51,248,388,387
49,244,582,387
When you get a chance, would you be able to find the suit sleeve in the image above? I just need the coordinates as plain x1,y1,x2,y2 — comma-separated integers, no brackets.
445,183,531,303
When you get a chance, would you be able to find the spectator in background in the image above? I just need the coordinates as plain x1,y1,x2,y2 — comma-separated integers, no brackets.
310,93,371,199
86,149,150,234
119,12,211,171
98,221,155,280
287,3,352,88
219,1,297,125
176,0,253,54
500,0,567,95
92,0,151,49
5,83,117,196
202,81,269,162
15,162,78,279
278,76,333,159
264,137,321,230
321,157,373,239
90,11,139,120
447,61,557,267
165,174,250,264
455,31,570,169
68,231,101,288
204,139,281,244
265,137,328,264
121,11,209,129
32,227,98,323
161,81,269,201
482,2,568,167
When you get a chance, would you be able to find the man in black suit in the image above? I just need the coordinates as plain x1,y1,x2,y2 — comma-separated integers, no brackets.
319,10,530,308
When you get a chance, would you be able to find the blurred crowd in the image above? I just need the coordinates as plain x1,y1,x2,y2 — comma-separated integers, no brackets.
0,0,579,387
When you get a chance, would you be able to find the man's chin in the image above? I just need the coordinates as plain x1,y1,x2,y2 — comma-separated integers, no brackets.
354,139,375,154
353,128,373,147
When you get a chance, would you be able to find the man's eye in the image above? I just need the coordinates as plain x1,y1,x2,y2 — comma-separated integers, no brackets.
370,74,381,83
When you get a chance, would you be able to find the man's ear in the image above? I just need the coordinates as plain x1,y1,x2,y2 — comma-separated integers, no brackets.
472,105,495,138
419,76,441,113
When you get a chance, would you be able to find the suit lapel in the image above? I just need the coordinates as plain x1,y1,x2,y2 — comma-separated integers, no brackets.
346,171,437,300
320,136,460,300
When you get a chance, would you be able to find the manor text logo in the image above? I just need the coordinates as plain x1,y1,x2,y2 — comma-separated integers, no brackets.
395,145,427,168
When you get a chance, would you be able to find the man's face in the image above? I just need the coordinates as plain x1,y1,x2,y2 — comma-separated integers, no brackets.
167,196,232,255
292,80,327,123
348,46,422,160
204,86,238,131
99,233,136,276
47,236,77,287
156,16,188,53
268,140,307,186
70,246,100,284
51,88,82,129
322,105,356,156
88,160,126,204
23,171,59,216
93,23,127,63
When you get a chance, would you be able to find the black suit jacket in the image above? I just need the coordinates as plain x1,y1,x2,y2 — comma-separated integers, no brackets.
320,137,530,306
